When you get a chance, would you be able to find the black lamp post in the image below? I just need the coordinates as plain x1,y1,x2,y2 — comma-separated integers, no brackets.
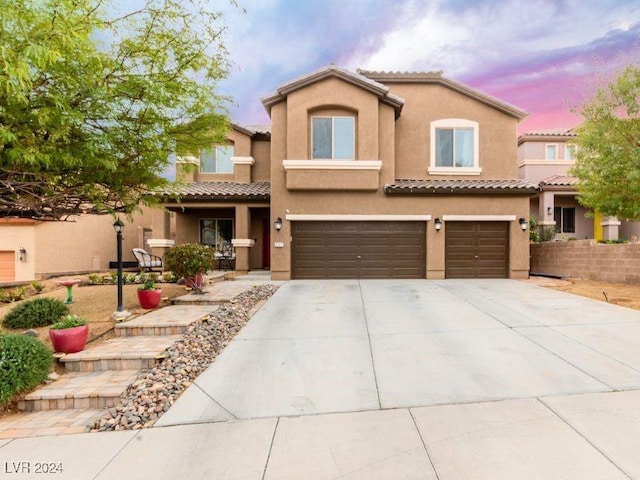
113,218,125,312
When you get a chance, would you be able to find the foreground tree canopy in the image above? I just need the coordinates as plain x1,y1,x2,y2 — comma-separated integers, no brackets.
572,65,640,220
0,0,231,220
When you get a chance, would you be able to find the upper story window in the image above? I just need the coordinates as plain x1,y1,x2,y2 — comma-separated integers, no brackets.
200,145,234,173
311,116,355,160
565,144,576,160
429,119,480,175
545,144,558,160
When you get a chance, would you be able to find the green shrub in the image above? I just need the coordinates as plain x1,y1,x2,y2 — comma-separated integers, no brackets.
87,273,101,285
30,280,45,294
0,334,53,406
2,297,69,329
9,287,26,302
164,243,215,279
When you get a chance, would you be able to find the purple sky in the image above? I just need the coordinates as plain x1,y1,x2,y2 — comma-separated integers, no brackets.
218,0,640,133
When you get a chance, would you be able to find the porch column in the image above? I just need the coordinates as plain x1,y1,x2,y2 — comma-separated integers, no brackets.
538,191,556,226
601,215,621,241
232,205,253,274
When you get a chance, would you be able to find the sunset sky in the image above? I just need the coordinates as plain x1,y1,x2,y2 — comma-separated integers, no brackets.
217,0,640,133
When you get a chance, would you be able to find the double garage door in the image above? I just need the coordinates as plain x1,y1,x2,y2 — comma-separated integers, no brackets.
292,221,426,279
291,220,509,279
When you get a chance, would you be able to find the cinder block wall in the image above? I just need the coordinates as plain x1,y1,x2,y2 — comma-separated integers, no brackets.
530,239,640,284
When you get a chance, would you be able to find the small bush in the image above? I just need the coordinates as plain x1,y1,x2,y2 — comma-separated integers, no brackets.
30,280,45,294
9,287,26,302
2,297,69,329
87,273,101,285
0,334,53,406
125,273,137,284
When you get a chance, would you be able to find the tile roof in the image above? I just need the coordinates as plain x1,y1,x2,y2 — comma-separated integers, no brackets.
522,128,576,136
539,175,579,186
160,182,270,201
385,179,540,194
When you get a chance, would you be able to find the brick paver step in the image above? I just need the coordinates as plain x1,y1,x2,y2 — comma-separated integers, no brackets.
171,282,258,305
18,370,140,412
115,305,217,337
0,409,103,439
60,336,181,372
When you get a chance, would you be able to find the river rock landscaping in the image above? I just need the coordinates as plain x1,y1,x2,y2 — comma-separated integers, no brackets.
88,284,278,432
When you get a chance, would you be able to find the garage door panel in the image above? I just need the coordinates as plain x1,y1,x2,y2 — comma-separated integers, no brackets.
446,222,508,279
292,221,425,279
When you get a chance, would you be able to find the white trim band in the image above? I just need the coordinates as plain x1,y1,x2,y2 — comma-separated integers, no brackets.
232,156,255,165
427,167,482,175
231,239,255,247
283,160,382,171
518,159,573,167
442,215,517,221
286,214,431,221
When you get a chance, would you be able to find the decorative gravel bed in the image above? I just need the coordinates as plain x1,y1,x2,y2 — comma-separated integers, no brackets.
88,284,278,432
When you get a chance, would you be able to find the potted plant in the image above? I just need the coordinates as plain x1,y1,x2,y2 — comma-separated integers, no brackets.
49,314,89,354
164,243,215,293
137,278,162,309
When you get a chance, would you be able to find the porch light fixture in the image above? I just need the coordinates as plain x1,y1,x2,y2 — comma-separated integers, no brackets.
18,247,26,262
547,206,553,215
274,217,283,231
434,218,442,231
519,218,528,231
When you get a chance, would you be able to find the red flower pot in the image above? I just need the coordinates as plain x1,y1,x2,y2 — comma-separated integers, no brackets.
49,325,89,354
137,288,162,309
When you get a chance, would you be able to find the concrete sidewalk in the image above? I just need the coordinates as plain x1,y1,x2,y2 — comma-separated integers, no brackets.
3,279,640,479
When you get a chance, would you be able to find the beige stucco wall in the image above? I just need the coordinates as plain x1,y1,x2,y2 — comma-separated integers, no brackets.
389,83,520,180
32,206,166,278
251,140,271,182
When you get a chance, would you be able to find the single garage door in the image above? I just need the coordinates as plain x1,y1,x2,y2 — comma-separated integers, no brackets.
292,221,426,279
445,221,509,278
0,251,15,282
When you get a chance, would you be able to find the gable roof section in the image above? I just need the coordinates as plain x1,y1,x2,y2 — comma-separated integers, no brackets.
261,65,405,118
159,182,270,202
358,70,528,121
385,179,539,195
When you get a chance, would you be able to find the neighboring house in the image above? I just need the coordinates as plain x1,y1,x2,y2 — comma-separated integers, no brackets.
518,128,640,241
0,207,168,283
161,65,538,280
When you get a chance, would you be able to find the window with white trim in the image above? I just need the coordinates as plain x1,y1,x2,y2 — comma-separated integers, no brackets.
429,119,480,174
311,116,355,160
200,145,234,173
545,144,558,160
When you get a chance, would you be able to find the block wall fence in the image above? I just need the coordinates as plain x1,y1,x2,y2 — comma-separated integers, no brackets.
530,239,640,284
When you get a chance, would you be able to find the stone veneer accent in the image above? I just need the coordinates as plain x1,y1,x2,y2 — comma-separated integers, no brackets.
530,239,640,284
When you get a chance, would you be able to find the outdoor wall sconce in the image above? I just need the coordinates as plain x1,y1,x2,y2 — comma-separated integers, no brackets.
434,218,442,231
547,206,553,215
519,218,528,231
18,247,27,262
274,217,283,231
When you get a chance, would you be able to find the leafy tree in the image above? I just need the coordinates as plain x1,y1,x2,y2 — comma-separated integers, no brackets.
571,65,640,219
0,0,231,220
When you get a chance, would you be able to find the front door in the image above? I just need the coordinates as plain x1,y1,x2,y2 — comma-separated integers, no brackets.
262,218,271,269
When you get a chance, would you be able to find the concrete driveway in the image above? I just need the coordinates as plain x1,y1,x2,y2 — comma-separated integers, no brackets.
158,279,640,423
6,279,640,479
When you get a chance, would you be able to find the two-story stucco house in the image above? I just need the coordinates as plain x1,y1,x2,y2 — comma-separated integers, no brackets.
163,65,539,280
518,128,640,241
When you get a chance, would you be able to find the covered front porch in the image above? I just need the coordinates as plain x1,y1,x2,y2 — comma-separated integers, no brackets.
160,181,271,275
